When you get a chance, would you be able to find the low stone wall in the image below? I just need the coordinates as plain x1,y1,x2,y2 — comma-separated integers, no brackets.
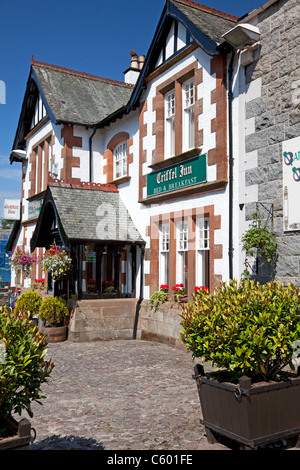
139,300,186,350
68,298,138,342
67,298,186,350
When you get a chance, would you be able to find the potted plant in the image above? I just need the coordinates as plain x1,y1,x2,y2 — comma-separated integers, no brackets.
241,212,277,278
9,247,37,279
31,278,47,294
193,286,209,297
38,296,70,342
14,290,43,327
0,306,54,449
180,279,300,449
149,284,169,311
172,283,187,302
87,278,96,293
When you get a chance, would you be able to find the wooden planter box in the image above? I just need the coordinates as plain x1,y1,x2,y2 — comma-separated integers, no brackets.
193,364,300,449
0,417,32,450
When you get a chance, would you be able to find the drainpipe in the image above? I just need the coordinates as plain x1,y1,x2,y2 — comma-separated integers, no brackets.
89,127,96,182
228,50,235,280
132,244,145,340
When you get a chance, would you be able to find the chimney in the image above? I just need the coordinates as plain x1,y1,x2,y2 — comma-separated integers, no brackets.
123,50,143,85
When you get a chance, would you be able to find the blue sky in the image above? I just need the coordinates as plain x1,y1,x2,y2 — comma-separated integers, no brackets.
0,0,264,220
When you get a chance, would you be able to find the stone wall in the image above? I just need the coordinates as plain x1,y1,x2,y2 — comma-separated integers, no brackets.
244,0,300,285
139,300,186,350
67,298,186,350
68,298,138,342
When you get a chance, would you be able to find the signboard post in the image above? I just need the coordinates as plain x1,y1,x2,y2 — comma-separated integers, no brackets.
282,137,300,231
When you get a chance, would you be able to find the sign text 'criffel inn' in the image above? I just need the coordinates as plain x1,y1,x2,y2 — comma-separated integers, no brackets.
147,154,207,197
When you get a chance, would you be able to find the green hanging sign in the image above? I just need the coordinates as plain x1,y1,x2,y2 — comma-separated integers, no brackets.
147,154,207,197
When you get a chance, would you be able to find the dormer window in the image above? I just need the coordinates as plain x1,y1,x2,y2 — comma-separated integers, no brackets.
113,141,127,179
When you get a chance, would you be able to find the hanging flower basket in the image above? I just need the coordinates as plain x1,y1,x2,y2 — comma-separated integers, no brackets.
241,212,277,263
41,245,72,280
9,247,37,278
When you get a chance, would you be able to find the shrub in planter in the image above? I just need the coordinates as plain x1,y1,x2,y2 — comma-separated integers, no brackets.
182,280,300,382
38,296,69,327
14,290,42,319
180,280,300,448
181,279,300,382
0,306,54,437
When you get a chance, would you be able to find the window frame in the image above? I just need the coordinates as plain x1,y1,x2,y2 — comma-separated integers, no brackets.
159,222,170,287
113,140,128,180
176,220,188,287
196,217,210,287
182,78,195,152
164,89,176,159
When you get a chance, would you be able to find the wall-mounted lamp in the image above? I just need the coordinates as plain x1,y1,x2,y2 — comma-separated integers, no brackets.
222,23,260,49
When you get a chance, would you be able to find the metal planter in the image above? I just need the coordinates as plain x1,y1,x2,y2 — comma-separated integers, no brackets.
193,364,300,449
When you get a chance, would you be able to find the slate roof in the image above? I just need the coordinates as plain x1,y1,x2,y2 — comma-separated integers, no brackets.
170,0,238,44
32,61,134,127
31,185,144,250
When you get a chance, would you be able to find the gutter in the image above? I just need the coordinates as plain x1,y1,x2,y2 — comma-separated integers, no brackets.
132,244,145,340
89,127,96,182
228,51,235,280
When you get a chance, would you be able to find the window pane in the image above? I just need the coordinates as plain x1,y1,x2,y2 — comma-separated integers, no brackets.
113,141,127,179
183,80,195,151
165,91,175,158
159,223,170,286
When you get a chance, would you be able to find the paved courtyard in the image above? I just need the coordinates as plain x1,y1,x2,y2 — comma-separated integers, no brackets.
26,339,227,451
22,339,299,451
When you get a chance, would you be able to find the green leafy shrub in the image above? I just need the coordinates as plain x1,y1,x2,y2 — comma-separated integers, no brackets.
15,290,42,318
39,296,69,327
0,306,54,428
180,280,300,383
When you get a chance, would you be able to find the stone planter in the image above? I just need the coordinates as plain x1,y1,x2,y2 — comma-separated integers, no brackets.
41,325,68,343
0,416,33,450
193,364,300,449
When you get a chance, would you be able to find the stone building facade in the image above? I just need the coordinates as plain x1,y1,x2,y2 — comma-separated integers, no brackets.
239,0,300,285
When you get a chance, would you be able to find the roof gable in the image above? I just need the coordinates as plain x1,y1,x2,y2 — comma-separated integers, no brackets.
12,58,134,152
128,0,238,109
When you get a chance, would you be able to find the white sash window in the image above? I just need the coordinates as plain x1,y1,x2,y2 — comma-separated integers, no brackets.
113,141,127,179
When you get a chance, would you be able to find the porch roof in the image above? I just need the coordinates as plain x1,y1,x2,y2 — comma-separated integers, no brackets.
30,184,145,251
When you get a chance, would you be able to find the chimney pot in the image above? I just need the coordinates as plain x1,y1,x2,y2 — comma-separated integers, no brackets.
130,50,139,69
139,55,145,70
